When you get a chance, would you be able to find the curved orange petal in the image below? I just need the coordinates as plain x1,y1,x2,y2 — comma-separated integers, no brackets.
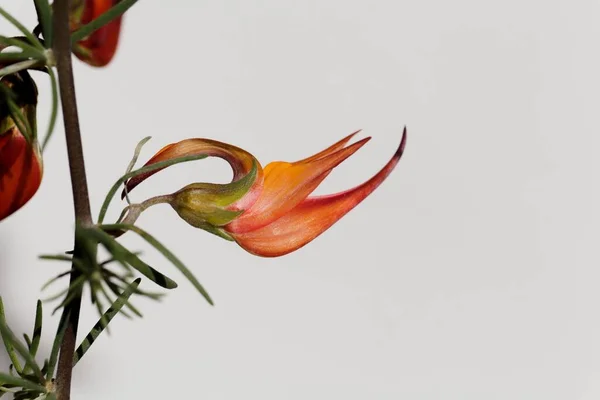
0,129,43,221
124,138,263,209
229,129,406,257
73,0,123,67
226,136,371,234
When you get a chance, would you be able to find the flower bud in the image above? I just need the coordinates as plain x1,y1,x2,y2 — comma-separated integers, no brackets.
70,0,123,67
0,72,43,221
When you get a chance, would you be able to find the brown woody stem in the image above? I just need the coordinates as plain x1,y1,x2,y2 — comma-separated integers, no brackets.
52,0,93,399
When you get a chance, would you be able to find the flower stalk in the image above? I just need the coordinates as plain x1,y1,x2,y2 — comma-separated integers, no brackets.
115,194,174,228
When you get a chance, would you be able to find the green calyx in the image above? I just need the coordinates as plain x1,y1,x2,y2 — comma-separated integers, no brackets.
68,0,86,25
0,71,38,143
169,160,259,234
171,199,243,228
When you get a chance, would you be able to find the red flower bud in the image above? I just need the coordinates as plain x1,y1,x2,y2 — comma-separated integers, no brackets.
71,0,123,67
0,72,43,221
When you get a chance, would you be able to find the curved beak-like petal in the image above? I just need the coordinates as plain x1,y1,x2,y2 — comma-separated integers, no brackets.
225,133,371,234
0,129,42,221
229,129,406,257
124,138,263,211
72,0,123,67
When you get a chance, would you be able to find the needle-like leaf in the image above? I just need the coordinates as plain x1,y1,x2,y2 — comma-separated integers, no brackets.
0,36,43,58
0,7,44,51
0,373,46,393
123,136,151,204
39,255,70,262
0,52,32,62
84,227,178,289
104,279,143,317
33,0,53,48
45,309,70,379
30,301,43,358
73,279,141,366
40,270,71,292
0,307,44,382
23,335,32,350
99,281,139,318
0,298,22,376
41,67,59,151
100,224,213,305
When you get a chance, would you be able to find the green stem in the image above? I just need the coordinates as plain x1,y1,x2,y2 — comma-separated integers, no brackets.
52,1,93,399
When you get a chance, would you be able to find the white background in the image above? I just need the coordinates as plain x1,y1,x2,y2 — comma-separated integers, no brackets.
1,1,599,399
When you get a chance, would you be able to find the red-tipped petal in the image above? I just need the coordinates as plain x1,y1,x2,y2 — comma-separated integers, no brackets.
226,136,371,234
73,0,123,67
230,129,406,257
123,138,262,201
0,129,43,221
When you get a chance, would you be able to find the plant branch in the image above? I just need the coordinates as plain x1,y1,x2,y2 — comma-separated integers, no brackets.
52,0,93,399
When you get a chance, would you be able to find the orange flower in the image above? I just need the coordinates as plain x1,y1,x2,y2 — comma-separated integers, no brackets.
125,130,406,257
70,0,123,67
0,72,43,221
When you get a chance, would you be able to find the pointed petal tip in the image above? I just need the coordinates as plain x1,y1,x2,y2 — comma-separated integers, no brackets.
333,134,371,158
397,127,407,158
340,129,364,146
298,129,364,164
341,129,363,145
354,135,372,146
